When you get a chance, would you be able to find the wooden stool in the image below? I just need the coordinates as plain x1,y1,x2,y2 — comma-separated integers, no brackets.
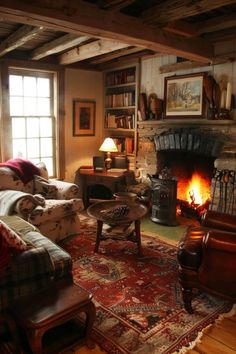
8,279,96,354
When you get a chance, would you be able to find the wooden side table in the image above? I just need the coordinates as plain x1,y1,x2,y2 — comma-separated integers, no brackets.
87,200,148,256
75,168,133,208
7,280,96,354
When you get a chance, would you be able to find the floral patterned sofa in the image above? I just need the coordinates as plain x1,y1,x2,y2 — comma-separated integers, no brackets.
0,160,84,242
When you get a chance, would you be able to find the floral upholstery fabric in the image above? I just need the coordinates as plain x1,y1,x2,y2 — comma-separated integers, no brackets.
0,167,34,193
51,179,80,199
34,175,58,199
0,163,84,241
0,167,25,191
29,199,83,242
30,199,82,224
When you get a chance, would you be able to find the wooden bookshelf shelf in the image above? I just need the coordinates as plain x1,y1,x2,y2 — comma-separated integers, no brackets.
103,64,139,170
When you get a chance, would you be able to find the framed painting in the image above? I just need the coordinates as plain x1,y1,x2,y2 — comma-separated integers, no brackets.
164,73,204,119
73,99,96,136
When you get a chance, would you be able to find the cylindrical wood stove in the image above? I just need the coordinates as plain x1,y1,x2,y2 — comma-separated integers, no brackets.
149,175,178,226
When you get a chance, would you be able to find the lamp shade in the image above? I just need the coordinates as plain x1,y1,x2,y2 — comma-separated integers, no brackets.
99,137,118,152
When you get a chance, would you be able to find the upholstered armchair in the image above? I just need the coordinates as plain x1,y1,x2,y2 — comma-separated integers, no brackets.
0,160,84,242
177,210,236,313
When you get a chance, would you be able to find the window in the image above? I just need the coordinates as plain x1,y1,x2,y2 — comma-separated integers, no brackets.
9,70,56,176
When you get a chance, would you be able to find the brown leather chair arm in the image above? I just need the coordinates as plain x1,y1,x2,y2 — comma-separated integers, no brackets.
203,229,236,253
198,229,236,298
201,210,236,233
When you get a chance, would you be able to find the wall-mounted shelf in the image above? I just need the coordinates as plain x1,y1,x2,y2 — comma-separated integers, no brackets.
137,119,236,126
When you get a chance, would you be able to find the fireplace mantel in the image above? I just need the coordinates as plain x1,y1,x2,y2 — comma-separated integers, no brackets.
136,118,236,177
137,119,236,127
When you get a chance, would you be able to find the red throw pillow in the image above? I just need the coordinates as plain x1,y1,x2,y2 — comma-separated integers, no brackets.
0,221,27,251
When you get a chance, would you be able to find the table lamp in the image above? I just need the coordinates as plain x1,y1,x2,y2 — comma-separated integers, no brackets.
99,137,118,170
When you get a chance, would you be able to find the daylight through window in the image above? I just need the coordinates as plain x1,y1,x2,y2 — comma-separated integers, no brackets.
9,70,55,176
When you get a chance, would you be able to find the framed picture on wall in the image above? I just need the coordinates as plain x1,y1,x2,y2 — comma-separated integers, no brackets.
164,73,204,119
73,99,96,136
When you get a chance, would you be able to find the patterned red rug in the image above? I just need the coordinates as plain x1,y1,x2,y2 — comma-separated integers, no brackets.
60,218,232,354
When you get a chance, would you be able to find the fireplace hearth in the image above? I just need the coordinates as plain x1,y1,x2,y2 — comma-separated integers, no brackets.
137,122,236,217
152,129,222,218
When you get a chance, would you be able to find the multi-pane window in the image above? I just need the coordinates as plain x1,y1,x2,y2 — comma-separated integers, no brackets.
9,71,55,176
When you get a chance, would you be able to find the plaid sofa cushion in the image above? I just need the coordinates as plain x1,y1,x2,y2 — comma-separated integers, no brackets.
0,246,54,309
0,216,72,311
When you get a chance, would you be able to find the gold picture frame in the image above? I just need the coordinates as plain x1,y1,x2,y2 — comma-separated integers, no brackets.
73,99,96,136
164,73,204,119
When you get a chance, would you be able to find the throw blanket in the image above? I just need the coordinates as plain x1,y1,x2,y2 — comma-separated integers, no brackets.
0,190,42,216
0,159,40,184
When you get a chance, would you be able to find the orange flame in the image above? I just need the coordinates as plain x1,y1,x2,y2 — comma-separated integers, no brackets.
186,173,210,206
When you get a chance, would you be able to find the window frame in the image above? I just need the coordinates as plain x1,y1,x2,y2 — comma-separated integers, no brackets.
0,60,65,179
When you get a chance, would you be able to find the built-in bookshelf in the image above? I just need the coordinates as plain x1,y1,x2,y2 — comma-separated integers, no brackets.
104,64,139,170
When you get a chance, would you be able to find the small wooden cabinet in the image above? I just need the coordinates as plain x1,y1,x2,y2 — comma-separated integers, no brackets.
103,64,139,170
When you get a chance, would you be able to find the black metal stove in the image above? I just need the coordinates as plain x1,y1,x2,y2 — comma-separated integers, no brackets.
148,168,178,226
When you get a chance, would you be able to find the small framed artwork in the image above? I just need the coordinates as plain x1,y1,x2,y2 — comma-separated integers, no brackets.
73,99,96,136
164,73,204,119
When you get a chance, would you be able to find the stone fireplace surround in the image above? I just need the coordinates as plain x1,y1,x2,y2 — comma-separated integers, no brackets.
136,119,236,214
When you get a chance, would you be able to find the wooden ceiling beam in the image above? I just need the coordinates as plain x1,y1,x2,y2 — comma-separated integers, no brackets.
31,33,90,60
195,13,236,35
0,0,214,63
0,24,44,57
204,27,236,43
163,20,197,37
59,39,130,65
102,0,135,11
143,0,236,25
89,46,144,64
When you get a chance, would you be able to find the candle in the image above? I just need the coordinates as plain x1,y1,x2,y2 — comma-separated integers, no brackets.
225,82,232,110
220,90,226,109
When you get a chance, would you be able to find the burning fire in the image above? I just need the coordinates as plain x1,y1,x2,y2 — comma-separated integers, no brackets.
186,173,210,206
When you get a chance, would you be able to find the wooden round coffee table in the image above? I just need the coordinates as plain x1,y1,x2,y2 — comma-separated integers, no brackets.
87,200,148,256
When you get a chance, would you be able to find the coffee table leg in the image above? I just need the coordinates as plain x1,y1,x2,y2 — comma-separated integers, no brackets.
95,220,103,252
134,220,143,257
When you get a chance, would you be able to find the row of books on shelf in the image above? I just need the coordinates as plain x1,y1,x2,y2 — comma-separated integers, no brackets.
105,91,135,108
105,113,135,129
113,137,134,154
106,68,136,86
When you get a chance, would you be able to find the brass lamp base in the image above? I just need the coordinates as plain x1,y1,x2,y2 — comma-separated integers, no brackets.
105,152,112,170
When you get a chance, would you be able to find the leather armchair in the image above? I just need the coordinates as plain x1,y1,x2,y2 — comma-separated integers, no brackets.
177,210,236,313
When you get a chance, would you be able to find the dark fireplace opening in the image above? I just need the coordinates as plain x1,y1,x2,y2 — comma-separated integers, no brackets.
157,151,215,203
152,129,225,221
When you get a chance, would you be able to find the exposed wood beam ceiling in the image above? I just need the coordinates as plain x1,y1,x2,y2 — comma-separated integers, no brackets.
0,0,214,63
59,39,131,64
0,0,235,68
143,0,236,25
31,33,91,60
0,25,44,57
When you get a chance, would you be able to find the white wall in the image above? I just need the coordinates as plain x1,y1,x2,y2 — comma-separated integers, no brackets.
140,40,236,120
64,68,103,182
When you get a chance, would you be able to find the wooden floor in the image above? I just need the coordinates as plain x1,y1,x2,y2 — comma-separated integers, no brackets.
185,308,236,354
63,307,236,354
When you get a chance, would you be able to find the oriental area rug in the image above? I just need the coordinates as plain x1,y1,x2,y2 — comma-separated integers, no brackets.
60,217,232,354
0,217,232,354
